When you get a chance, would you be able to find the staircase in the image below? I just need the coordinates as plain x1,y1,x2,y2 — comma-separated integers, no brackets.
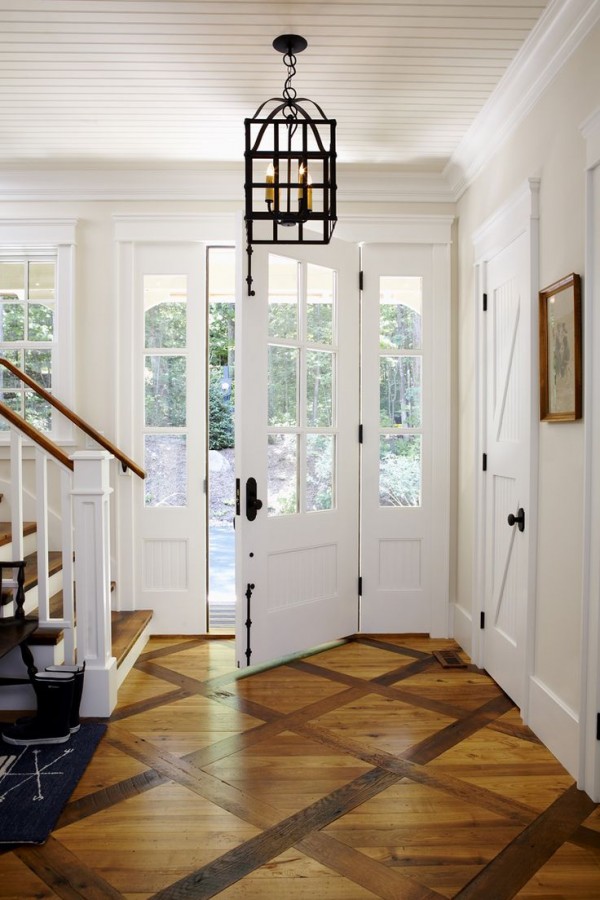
0,356,151,717
0,519,152,712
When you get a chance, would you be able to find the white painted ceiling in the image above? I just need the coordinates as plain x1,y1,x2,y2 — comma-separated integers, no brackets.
0,0,552,173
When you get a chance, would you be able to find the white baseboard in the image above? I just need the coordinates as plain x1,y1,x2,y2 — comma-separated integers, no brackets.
528,674,580,779
451,603,473,658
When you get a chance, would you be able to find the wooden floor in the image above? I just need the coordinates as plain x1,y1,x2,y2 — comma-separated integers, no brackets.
2,635,600,899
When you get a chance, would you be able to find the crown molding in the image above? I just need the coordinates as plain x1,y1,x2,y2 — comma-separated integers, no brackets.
0,165,244,202
445,0,600,199
0,163,455,205
581,105,600,166
337,168,455,204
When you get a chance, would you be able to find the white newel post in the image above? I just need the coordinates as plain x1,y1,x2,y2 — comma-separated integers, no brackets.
71,450,117,717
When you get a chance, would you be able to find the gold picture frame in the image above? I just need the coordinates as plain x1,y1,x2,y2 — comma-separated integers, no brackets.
539,273,582,421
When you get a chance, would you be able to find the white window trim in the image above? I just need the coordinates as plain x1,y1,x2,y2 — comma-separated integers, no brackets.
0,218,77,445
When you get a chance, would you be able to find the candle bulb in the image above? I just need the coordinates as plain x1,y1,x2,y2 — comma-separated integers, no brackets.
265,162,275,202
298,163,305,202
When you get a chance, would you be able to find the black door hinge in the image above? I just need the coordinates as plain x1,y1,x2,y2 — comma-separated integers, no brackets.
483,292,488,312
359,424,363,444
358,576,363,596
482,453,487,472
597,713,600,740
235,478,241,516
359,270,364,291
480,611,485,629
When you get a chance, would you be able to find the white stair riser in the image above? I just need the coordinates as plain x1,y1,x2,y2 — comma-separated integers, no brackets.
22,569,65,617
0,531,38,561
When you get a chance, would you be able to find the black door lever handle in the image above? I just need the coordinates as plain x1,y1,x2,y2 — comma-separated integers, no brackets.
507,508,525,532
245,477,263,521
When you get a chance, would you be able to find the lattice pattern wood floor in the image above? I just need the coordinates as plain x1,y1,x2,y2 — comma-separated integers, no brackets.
2,635,600,898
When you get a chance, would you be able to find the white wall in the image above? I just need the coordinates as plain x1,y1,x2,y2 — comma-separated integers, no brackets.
455,21,600,772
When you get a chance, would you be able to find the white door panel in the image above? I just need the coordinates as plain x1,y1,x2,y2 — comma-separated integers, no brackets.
360,244,449,634
235,237,359,668
134,243,206,633
484,232,530,706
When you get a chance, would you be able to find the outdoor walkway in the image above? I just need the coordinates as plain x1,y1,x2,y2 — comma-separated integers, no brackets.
209,525,235,629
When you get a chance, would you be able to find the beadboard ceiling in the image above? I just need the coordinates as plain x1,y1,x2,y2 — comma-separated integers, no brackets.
0,0,558,177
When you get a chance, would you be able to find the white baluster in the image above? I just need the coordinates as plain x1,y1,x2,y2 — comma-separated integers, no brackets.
60,467,75,664
35,449,50,624
10,429,24,562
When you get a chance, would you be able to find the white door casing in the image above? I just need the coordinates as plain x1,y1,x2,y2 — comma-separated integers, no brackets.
360,243,451,635
235,236,359,668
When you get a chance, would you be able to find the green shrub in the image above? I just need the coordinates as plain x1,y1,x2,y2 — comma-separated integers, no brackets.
209,373,234,450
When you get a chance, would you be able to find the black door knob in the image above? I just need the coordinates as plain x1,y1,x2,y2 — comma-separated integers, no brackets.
507,508,525,532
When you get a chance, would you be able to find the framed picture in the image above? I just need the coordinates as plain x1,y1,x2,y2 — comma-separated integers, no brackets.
539,273,582,421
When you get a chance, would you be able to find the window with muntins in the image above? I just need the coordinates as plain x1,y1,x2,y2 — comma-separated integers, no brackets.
0,255,56,433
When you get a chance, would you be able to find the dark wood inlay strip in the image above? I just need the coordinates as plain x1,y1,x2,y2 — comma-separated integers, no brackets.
136,659,281,723
110,687,190,722
106,724,281,830
354,635,432,660
295,720,538,826
298,831,446,900
138,638,213,663
569,824,600,852
287,658,471,720
486,718,543,745
150,768,401,900
403,693,515,765
56,769,167,829
373,655,438,686
16,836,125,899
454,783,597,900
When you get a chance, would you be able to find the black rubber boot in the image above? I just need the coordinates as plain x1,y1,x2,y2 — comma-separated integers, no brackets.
15,662,85,734
2,671,75,746
45,663,85,733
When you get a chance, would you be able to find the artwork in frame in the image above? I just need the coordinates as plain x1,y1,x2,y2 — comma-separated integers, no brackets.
539,273,582,421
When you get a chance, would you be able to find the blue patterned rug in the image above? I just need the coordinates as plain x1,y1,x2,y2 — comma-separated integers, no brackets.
0,723,106,844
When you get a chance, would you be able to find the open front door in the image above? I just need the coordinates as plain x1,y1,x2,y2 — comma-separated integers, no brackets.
235,236,359,668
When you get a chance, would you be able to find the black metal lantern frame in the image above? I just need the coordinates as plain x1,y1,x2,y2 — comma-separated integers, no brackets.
244,35,337,295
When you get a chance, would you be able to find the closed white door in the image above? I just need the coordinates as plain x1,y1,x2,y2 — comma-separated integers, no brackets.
483,231,531,706
360,243,450,634
235,237,359,667
134,243,206,634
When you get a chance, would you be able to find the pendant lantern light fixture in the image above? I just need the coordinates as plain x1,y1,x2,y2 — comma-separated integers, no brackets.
244,34,337,294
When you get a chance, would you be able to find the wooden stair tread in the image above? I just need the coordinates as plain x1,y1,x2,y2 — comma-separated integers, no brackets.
0,616,38,660
26,626,64,646
0,521,36,548
2,550,63,596
111,610,153,668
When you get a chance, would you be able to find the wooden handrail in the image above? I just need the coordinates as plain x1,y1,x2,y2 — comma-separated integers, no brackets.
0,401,74,470
0,358,145,479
